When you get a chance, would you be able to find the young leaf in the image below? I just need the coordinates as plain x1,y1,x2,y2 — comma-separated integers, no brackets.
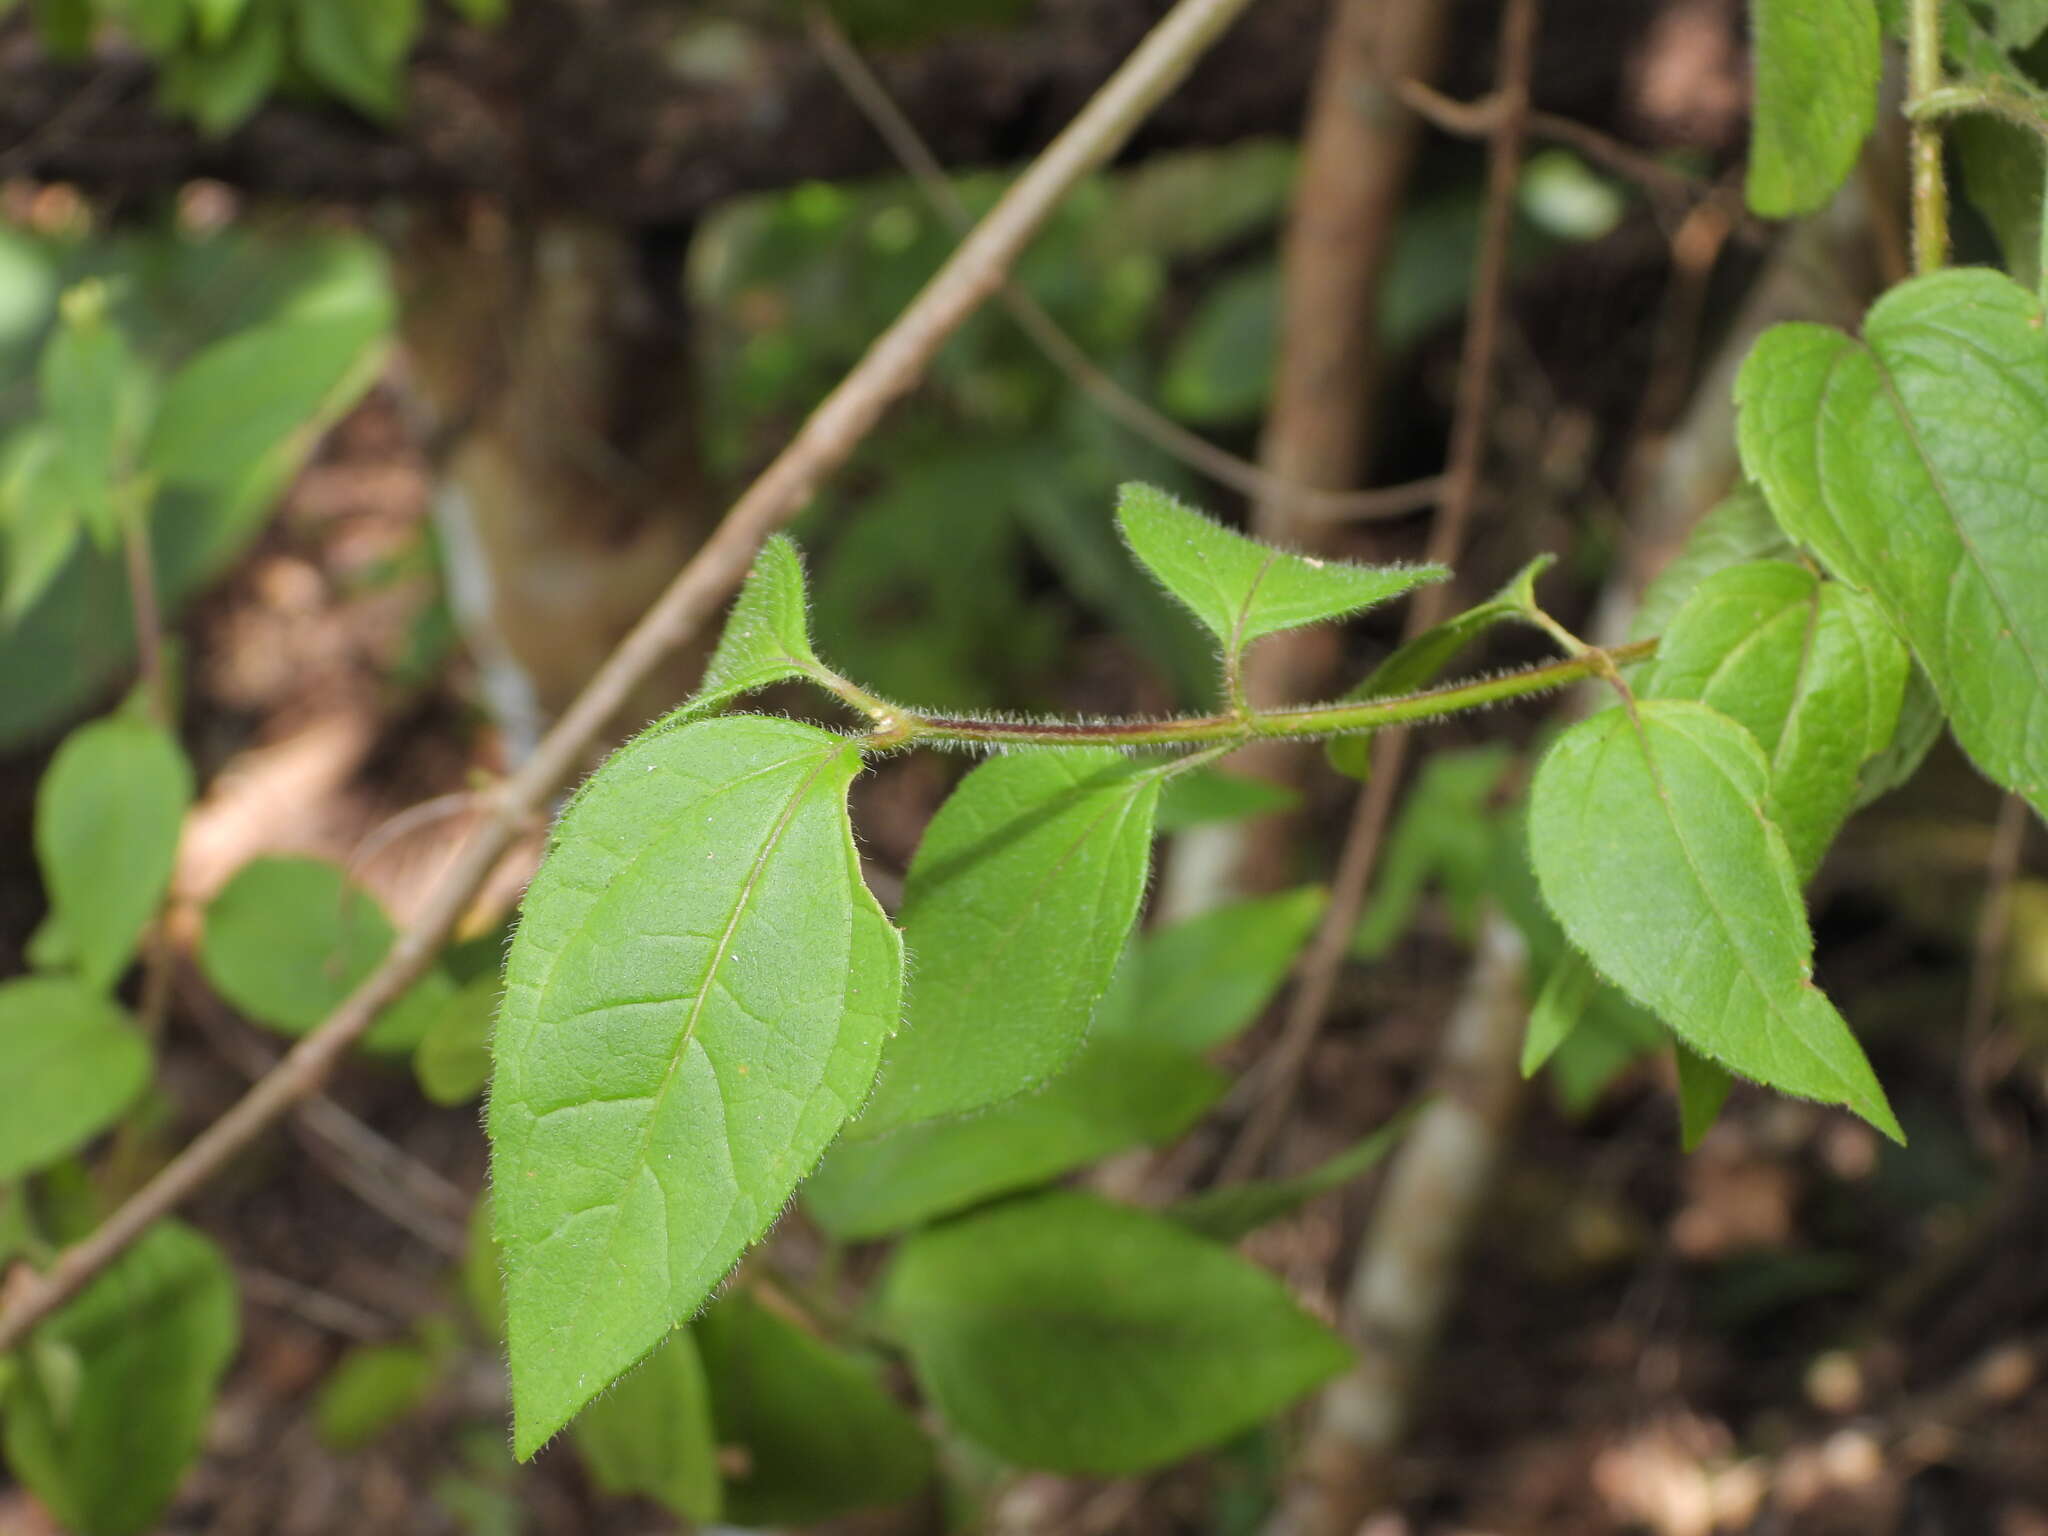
1649,561,1908,874
1154,764,1299,832
199,856,444,1053
314,1342,441,1452
1,1221,238,1536
1328,558,1550,779
1351,747,1515,956
573,1331,721,1524
157,0,286,137
1676,1042,1734,1151
1,427,83,621
1985,0,2048,46
0,977,150,1180
39,284,150,550
35,716,192,991
1528,700,1901,1139
1521,950,1599,1077
852,747,1162,1138
1736,269,2048,821
412,973,500,1106
1745,0,1880,216
145,307,393,507
1168,1105,1419,1243
696,1291,933,1527
1115,482,1445,676
489,715,898,1457
1630,484,1795,645
805,1038,1224,1240
881,1192,1350,1475
291,0,421,120
805,886,1322,1238
1109,884,1327,1051
677,534,826,720
1955,115,2043,295
1854,666,1945,808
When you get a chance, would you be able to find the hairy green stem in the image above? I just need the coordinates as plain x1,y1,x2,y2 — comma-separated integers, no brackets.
1909,0,1949,274
879,638,1655,751
1908,81,2048,144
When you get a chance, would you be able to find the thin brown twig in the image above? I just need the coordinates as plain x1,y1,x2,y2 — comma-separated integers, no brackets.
121,497,178,1049
1393,77,1713,212
237,1266,396,1342
0,0,1262,1355
180,974,470,1253
804,5,1442,526
1221,0,1541,1183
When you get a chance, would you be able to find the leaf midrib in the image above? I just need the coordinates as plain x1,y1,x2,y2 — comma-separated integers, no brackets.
1612,709,1857,1100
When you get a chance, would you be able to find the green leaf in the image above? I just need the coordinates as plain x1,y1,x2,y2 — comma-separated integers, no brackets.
1168,1106,1419,1242
192,0,251,46
1528,700,1901,1139
1983,0,2048,46
1955,115,2043,294
116,0,190,53
696,1291,933,1526
1737,269,2048,821
1110,884,1326,1052
1648,561,1908,874
678,534,825,720
461,1197,504,1344
1855,665,1945,806
1115,482,1446,671
1328,558,1550,779
199,856,444,1053
0,977,150,1180
448,0,505,21
1,427,83,621
1631,485,1795,645
158,0,285,136
1352,746,1516,956
853,747,1162,1137
804,885,1321,1238
573,1331,720,1524
315,1342,440,1451
488,715,897,1457
35,716,191,991
290,0,419,118
39,284,151,550
1160,262,1278,425
146,310,391,499
1153,764,1299,832
805,1038,1223,1239
1745,0,1881,216
412,973,498,1106
1521,950,1600,1077
30,0,91,54
1,1221,238,1536
1676,1042,1734,1150
881,1192,1350,1475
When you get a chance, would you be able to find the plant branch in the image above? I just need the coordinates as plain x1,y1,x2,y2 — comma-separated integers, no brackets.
885,641,1653,750
1392,77,1715,210
1909,0,1950,273
803,5,1443,526
0,0,1262,1356
1224,0,1541,1184
1908,80,2048,144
